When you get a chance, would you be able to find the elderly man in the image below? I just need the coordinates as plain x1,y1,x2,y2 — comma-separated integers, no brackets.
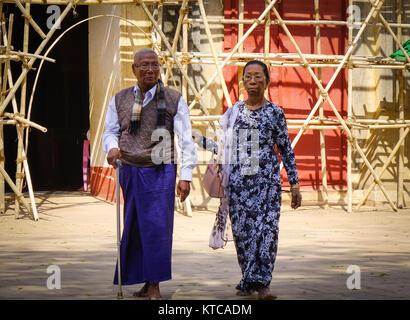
102,48,197,300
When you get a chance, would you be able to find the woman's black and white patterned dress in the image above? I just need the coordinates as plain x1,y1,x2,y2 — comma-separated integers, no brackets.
200,101,299,293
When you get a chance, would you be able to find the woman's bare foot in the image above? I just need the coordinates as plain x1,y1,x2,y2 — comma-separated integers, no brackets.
133,281,149,297
236,290,253,296
147,282,162,300
257,286,277,300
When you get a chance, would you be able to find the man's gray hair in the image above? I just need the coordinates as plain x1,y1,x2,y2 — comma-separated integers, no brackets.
134,48,158,63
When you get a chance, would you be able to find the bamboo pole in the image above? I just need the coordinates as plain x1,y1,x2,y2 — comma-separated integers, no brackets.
2,0,189,4
397,0,404,209
182,3,188,103
163,0,188,85
357,127,410,210
315,0,328,208
186,17,410,29
15,1,31,219
198,0,232,107
347,0,353,213
4,113,47,132
264,0,271,102
0,53,55,63
160,50,408,63
0,156,34,218
190,115,410,124
238,0,244,101
2,14,28,218
161,53,408,69
0,3,3,215
0,120,16,125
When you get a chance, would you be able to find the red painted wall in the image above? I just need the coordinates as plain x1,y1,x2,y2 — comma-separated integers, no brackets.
223,0,348,189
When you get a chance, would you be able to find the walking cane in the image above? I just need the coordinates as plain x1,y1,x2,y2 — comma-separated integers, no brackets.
115,159,124,299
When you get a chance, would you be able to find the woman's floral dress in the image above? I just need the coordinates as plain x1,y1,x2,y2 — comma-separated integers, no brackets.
200,101,299,292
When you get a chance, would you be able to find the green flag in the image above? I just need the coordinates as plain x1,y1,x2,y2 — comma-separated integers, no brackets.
390,39,410,72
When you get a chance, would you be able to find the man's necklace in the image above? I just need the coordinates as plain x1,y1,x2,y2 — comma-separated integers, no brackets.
245,103,264,129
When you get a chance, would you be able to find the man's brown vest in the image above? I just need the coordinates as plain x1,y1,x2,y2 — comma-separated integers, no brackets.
115,86,181,167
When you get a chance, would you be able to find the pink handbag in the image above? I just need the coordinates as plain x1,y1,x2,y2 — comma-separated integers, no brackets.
202,158,224,198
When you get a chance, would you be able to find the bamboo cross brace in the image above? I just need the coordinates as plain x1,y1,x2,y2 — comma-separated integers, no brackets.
13,0,46,39
1,14,11,107
272,0,397,210
163,0,188,85
0,163,33,219
2,16,18,114
139,1,212,117
369,0,410,64
0,53,55,63
269,0,395,209
269,1,375,145
4,112,47,132
270,0,384,151
187,0,280,110
198,0,232,107
356,127,410,210
0,1,75,116
314,0,328,207
21,148,39,220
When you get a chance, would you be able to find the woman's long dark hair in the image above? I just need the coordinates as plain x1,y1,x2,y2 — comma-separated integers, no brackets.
243,60,270,84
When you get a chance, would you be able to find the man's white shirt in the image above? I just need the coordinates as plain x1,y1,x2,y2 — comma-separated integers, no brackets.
102,84,197,181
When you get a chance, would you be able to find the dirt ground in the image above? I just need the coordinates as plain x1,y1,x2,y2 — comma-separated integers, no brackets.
0,192,409,300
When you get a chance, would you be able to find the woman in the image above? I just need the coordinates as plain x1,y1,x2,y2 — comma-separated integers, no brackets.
195,60,302,299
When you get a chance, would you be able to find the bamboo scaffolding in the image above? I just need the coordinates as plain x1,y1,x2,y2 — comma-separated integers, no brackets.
0,2,3,215
356,127,410,210
270,0,398,211
0,2,73,220
13,0,46,39
0,0,408,217
1,14,38,220
139,1,213,118
198,0,232,107
0,2,75,116
186,0,280,110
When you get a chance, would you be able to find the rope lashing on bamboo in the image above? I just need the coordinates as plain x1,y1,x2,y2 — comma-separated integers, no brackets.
320,91,328,99
21,62,36,71
15,172,25,179
4,112,47,132
14,0,47,39
180,5,188,16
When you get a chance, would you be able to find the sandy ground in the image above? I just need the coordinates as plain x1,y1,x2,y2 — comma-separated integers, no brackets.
0,192,409,300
